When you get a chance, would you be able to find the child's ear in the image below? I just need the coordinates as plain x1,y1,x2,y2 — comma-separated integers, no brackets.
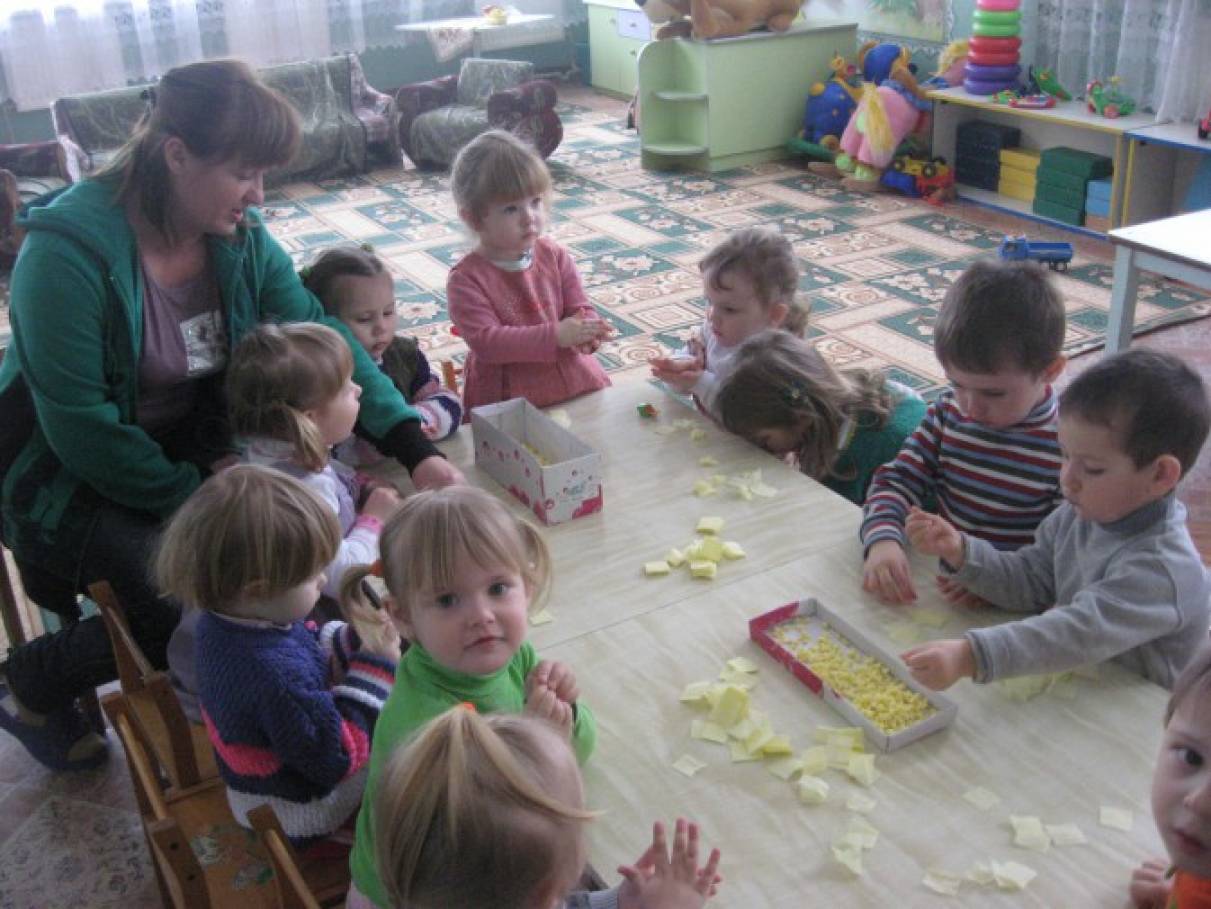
163,136,190,174
768,300,790,327
383,594,416,640
1041,355,1067,384
1150,453,1183,495
458,207,482,231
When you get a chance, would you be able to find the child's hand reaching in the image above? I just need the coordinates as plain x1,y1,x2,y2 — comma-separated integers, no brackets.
524,683,573,734
529,659,580,705
361,485,402,523
862,540,917,605
905,506,965,568
649,355,705,394
618,819,723,909
901,639,975,690
1129,858,1171,909
558,316,611,349
935,575,989,609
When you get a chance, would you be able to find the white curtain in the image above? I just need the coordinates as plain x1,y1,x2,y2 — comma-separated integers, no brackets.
1033,0,1211,122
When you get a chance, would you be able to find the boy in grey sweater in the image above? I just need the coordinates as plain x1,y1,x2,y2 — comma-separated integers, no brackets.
900,349,1211,691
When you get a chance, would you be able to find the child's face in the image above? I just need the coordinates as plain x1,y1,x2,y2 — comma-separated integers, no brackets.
1153,690,1211,880
704,268,788,349
306,377,362,447
238,571,325,624
752,424,802,457
399,559,530,675
1059,414,1173,524
470,194,546,261
332,272,398,361
944,362,1057,429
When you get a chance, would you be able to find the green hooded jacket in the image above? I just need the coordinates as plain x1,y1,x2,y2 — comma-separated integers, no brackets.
0,178,421,565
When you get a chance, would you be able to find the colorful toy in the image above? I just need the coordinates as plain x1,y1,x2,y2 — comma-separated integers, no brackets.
637,402,659,418
998,235,1073,270
1010,93,1057,109
481,4,508,23
635,0,803,40
965,0,1022,95
800,52,861,150
1086,76,1136,118
1029,66,1071,100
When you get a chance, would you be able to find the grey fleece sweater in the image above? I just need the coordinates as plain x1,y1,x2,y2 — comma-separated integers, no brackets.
951,494,1210,689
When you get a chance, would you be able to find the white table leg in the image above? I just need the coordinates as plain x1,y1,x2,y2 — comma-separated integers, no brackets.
1105,244,1141,354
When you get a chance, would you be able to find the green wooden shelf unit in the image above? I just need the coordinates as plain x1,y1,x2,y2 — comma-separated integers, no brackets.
636,19,856,172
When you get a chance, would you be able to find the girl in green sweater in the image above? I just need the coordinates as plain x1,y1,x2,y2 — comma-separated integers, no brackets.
717,329,927,506
342,486,596,909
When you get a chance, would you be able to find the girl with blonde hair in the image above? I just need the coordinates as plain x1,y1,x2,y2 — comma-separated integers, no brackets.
343,485,597,908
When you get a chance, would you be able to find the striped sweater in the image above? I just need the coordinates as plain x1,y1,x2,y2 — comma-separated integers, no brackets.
196,613,395,847
860,388,1062,553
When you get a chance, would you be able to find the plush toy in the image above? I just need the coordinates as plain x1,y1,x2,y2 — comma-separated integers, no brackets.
801,52,861,150
635,0,803,40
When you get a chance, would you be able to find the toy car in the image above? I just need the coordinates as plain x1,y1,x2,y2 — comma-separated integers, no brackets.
998,235,1073,271
891,155,948,179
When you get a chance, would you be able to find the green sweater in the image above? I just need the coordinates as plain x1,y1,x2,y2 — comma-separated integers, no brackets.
0,179,420,562
349,641,597,907
822,389,928,506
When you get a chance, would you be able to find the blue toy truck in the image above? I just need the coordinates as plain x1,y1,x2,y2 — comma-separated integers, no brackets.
998,235,1073,271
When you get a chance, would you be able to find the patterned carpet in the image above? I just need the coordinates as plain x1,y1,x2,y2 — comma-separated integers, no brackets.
257,98,1211,398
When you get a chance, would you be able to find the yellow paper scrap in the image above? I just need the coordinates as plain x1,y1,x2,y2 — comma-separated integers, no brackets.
679,681,713,705
728,740,761,763
673,419,695,430
766,756,803,780
548,409,571,428
911,606,949,628
1009,815,1051,852
672,754,707,778
726,656,759,674
529,608,556,626
800,746,829,776
844,816,879,850
666,547,687,567
760,735,792,756
963,787,1001,811
831,842,863,876
743,726,775,754
886,622,925,646
696,516,725,535
717,667,758,690
727,716,757,740
846,753,880,787
698,537,724,562
644,560,671,577
797,775,830,805
708,686,748,727
689,560,717,580
750,482,778,498
654,425,679,436
966,863,995,886
692,480,718,497
923,869,964,896
827,743,856,770
846,792,877,814
690,718,729,744
721,541,746,560
698,456,719,467
690,428,707,442
1045,823,1087,846
817,726,865,749
1099,806,1134,832
991,860,1036,891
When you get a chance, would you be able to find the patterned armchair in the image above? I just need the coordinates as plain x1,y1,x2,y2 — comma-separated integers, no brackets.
51,54,400,186
397,57,562,169
0,140,70,267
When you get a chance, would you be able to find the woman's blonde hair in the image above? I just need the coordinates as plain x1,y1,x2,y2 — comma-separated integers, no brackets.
340,486,551,627
375,708,594,909
699,227,809,337
100,59,301,241
718,330,892,482
154,464,339,612
450,130,553,223
226,322,354,472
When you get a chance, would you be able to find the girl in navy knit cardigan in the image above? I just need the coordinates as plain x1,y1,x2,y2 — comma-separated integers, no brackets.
154,465,400,853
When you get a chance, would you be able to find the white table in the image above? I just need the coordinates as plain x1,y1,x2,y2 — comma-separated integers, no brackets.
1105,209,1211,352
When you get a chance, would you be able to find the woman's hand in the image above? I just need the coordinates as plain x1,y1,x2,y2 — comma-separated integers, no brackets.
409,455,465,490
617,819,722,909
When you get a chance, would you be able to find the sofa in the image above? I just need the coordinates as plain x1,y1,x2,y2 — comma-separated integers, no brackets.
396,57,562,169
51,54,401,186
0,140,70,267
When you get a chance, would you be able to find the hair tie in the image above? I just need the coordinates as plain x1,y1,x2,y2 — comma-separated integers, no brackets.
360,242,375,253
299,264,313,281
459,701,478,713
781,379,809,407
139,87,157,107
369,559,383,578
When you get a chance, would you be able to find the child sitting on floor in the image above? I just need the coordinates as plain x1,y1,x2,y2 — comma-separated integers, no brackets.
154,465,399,851
649,226,809,419
1131,643,1211,908
717,329,926,505
343,485,596,908
446,130,612,412
861,258,1067,607
302,244,461,454
901,349,1211,691
368,706,722,909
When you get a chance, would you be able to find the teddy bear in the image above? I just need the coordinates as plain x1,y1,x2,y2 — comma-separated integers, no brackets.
635,0,804,41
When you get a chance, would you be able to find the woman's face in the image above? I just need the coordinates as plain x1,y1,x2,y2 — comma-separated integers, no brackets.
167,140,267,238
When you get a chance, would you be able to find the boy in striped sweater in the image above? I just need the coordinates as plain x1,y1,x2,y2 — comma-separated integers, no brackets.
154,466,401,852
861,259,1066,605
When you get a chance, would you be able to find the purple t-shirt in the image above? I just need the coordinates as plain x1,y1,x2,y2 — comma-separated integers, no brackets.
137,258,227,433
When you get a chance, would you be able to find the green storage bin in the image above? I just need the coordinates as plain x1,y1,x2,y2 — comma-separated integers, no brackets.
1035,167,1089,193
1033,181,1087,210
1032,197,1086,226
1039,146,1113,179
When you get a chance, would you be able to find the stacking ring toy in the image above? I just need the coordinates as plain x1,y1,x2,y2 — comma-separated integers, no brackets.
964,63,1021,81
965,77,1018,95
968,35,1021,52
972,21,1020,36
972,8,1021,24
976,0,1020,9
967,50,1020,66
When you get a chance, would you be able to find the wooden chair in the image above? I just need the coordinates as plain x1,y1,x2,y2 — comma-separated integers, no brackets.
89,580,217,788
105,690,350,908
248,806,326,909
440,359,463,396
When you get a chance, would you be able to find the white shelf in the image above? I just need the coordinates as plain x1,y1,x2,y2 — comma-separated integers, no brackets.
1127,120,1211,154
954,184,1108,239
928,85,1161,135
653,90,707,102
643,141,709,155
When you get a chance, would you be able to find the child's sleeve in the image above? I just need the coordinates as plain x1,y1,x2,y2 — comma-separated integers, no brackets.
409,347,463,440
859,399,948,553
570,699,597,765
301,470,380,600
563,888,621,909
316,621,359,683
964,552,1184,684
948,519,1060,614
554,244,596,319
448,267,560,363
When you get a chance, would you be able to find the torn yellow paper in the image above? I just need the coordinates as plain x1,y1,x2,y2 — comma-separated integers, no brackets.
643,560,671,577
963,787,1001,811
690,428,707,442
886,622,924,646
831,842,863,876
679,681,713,705
698,456,719,467
743,726,775,755
923,869,964,896
911,607,949,628
1009,815,1051,852
726,656,758,674
760,735,792,756
707,685,748,727
672,754,707,778
727,716,757,741
800,746,829,776
1045,823,1087,846
750,482,778,498
997,674,1059,702
721,541,746,560
728,740,761,763
692,480,718,497
846,792,877,814
991,860,1036,891
766,756,803,780
816,726,865,749
797,775,830,805
846,753,879,787
844,816,879,850
696,516,725,535
717,667,758,690
673,419,695,430
666,547,687,568
1099,806,1133,832
529,609,556,626
689,560,717,580
966,863,995,886
548,408,571,428
690,718,729,744
698,537,724,562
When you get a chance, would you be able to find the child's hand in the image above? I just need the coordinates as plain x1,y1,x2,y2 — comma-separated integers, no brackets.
935,575,988,609
558,316,610,348
649,356,704,394
361,485,402,522
1129,858,1171,909
905,506,964,568
524,683,573,734
617,819,723,909
358,609,403,663
901,639,975,691
410,455,465,490
529,659,580,705
862,541,917,604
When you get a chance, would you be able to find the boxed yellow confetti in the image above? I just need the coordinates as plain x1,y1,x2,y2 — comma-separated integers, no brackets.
749,598,957,751
471,399,603,526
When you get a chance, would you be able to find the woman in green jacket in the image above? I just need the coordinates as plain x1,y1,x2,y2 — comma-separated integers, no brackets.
0,59,462,771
